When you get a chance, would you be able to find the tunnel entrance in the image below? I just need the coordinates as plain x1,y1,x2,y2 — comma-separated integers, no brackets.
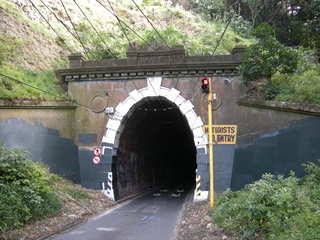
116,97,196,199
102,77,208,201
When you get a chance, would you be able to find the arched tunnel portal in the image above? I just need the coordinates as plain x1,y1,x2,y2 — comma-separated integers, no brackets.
116,97,197,199
101,77,207,201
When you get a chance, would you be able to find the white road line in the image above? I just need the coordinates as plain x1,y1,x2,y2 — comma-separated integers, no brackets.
96,227,118,231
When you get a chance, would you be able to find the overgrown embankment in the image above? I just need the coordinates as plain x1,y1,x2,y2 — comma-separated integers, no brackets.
0,0,251,101
0,142,114,239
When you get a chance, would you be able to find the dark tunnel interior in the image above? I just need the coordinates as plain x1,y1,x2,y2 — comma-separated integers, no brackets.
116,96,197,198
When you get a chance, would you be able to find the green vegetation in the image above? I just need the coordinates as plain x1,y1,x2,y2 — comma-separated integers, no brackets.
239,23,300,85
0,0,252,100
0,0,319,102
191,0,320,54
238,23,320,105
212,160,320,239
0,35,20,66
0,65,68,100
190,0,320,104
135,24,237,56
63,188,89,201
0,1,56,41
273,61,320,105
73,6,251,59
0,19,68,100
0,142,62,232
0,142,92,233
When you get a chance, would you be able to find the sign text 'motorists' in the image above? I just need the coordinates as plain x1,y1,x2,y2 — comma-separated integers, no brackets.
202,125,237,144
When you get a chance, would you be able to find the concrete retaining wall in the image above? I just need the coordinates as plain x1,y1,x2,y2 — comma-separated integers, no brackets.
232,100,320,190
0,101,80,183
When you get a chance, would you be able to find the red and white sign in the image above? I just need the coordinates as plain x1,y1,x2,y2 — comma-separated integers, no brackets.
93,147,102,156
92,156,101,165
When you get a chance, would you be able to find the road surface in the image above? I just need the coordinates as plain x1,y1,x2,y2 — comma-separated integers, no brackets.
53,183,192,240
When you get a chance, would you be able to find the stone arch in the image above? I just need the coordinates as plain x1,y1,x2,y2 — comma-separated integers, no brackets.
101,77,208,200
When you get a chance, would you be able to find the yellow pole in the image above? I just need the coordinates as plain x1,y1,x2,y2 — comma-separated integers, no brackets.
208,78,214,208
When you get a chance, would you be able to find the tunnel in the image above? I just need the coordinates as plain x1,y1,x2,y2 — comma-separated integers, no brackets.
115,96,197,199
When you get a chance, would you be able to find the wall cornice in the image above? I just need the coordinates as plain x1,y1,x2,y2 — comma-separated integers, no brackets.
58,45,246,82
0,100,77,109
237,98,320,116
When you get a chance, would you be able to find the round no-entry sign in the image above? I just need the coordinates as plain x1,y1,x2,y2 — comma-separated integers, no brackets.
93,147,102,156
92,156,100,165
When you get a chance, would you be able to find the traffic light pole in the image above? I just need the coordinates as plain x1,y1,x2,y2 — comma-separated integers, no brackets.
208,78,214,208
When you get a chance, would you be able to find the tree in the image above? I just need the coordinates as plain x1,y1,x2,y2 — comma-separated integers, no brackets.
239,23,300,86
238,0,320,59
189,0,244,22
288,0,320,59
241,0,269,26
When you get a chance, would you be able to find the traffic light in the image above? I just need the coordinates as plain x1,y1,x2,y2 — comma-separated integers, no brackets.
201,77,210,93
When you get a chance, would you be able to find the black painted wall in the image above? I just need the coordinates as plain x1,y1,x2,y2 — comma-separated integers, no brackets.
1,104,319,196
0,118,80,183
232,116,320,190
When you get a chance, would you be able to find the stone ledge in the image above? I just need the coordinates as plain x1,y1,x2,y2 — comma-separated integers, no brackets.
0,100,77,109
61,65,241,82
59,45,246,81
237,98,320,116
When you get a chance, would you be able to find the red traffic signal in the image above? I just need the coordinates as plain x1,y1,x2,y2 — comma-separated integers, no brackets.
201,77,210,93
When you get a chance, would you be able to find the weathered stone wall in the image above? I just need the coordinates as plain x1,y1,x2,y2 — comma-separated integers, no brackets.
66,74,246,196
0,101,80,182
60,45,246,195
0,100,77,139
67,76,244,147
233,100,320,190
8,45,318,200
1,81,319,197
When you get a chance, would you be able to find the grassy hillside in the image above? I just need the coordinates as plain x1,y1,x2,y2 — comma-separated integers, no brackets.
0,0,251,100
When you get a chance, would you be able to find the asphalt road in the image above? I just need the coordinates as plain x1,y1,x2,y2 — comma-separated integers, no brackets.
53,183,191,240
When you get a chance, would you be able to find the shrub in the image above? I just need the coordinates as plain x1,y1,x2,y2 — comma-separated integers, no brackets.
0,184,31,230
293,69,320,104
136,26,187,49
212,161,320,239
263,81,280,100
274,67,320,104
0,143,62,232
